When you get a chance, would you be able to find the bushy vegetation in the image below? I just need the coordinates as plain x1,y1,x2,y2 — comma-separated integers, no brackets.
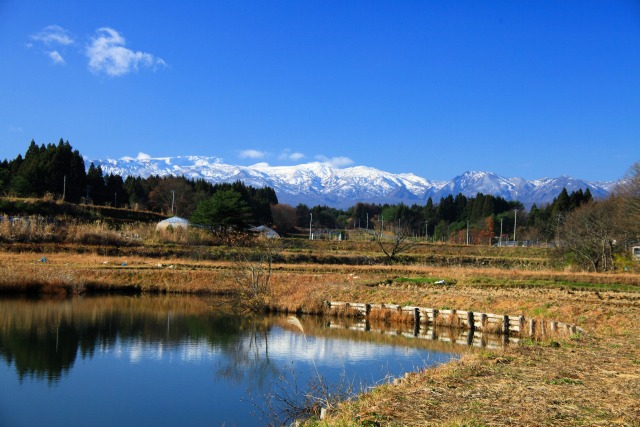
0,139,277,224
2,139,639,273
284,189,597,247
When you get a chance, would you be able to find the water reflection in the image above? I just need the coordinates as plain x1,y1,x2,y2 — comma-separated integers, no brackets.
0,296,464,427
0,296,246,384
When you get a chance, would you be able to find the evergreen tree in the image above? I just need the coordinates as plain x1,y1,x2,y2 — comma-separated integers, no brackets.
86,163,106,204
104,173,128,208
437,195,456,223
191,189,253,232
295,204,310,228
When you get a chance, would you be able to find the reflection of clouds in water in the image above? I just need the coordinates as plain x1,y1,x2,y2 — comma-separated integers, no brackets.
265,330,426,368
104,337,219,364
179,339,219,362
96,329,446,370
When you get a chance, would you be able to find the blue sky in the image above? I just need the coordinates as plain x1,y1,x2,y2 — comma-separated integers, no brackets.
1,1,639,182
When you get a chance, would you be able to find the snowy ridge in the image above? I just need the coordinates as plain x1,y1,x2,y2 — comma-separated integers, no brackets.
91,155,617,208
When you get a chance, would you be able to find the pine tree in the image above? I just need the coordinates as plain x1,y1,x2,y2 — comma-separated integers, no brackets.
191,189,253,232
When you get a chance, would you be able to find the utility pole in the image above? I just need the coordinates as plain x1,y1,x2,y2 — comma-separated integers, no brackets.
466,220,469,245
366,213,369,230
114,192,117,209
171,190,175,215
499,217,503,247
309,212,313,240
62,176,66,201
513,209,518,244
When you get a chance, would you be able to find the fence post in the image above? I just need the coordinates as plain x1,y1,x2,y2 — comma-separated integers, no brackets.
529,318,536,337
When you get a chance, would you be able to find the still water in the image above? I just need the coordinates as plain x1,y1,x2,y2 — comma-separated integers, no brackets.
0,296,463,426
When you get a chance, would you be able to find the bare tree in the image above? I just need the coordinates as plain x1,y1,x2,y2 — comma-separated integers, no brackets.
148,178,196,217
270,203,297,234
616,161,640,241
560,199,621,271
230,237,282,312
374,218,418,262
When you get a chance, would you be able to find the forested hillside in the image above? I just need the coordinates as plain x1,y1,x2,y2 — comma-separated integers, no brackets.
0,140,277,225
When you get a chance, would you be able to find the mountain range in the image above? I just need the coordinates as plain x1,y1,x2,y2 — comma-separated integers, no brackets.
91,154,617,208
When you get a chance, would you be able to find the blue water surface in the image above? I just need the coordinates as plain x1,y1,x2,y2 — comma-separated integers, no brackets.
0,296,461,427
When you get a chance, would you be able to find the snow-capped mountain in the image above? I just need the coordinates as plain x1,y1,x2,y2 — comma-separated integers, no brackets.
91,154,617,208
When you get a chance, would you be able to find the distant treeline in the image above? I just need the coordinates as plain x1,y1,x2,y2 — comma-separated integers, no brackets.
0,140,277,224
1,140,594,242
286,187,592,243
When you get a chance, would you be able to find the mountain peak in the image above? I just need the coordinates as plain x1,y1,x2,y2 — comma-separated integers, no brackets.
91,155,615,208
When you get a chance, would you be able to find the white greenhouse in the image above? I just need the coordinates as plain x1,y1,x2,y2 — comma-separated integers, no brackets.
156,217,190,231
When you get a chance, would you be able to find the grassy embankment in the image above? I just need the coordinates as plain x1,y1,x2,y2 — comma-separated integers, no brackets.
0,212,639,425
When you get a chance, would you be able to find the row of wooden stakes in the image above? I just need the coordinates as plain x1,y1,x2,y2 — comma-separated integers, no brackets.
328,318,519,349
326,301,584,337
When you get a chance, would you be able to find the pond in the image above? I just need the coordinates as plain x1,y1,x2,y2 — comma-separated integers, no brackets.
0,296,470,426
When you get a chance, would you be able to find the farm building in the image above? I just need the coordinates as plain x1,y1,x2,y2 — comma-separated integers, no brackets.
156,217,189,231
250,225,280,238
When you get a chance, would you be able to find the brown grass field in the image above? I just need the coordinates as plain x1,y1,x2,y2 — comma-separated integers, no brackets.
1,240,639,426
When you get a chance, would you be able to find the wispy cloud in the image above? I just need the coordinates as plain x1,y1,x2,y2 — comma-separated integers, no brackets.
279,149,305,162
316,155,354,168
31,25,75,46
48,50,65,65
239,149,266,159
86,27,166,77
29,25,74,64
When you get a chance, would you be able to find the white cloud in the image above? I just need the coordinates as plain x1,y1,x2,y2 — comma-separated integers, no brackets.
239,149,266,159
278,149,305,162
29,25,73,64
86,27,166,77
121,152,153,162
31,25,75,46
48,50,65,65
316,155,354,168
251,162,271,169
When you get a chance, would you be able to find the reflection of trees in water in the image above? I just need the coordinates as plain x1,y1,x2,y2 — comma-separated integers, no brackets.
216,318,280,390
0,296,246,384
0,296,466,391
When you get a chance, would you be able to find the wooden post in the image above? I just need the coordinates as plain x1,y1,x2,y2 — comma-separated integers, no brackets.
421,325,436,340
472,330,484,348
529,318,536,337
507,315,524,334
455,310,473,329
474,313,487,331
419,308,438,325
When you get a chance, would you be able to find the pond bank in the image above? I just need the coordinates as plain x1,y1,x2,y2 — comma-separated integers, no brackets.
1,250,639,425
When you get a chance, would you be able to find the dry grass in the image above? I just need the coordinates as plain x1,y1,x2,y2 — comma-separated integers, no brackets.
304,279,640,426
319,333,640,426
1,243,639,425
